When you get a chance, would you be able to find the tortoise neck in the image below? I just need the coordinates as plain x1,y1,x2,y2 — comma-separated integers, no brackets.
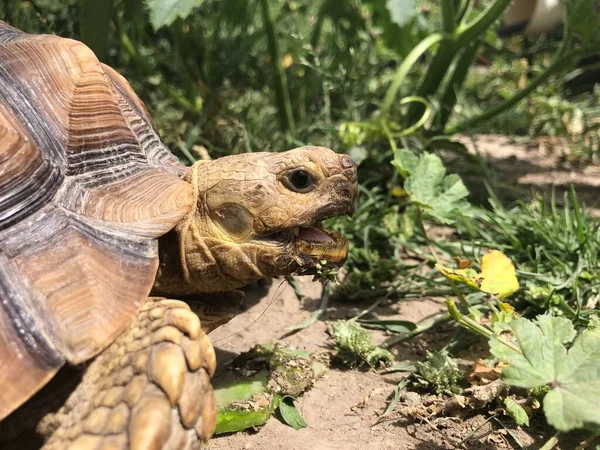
152,225,264,296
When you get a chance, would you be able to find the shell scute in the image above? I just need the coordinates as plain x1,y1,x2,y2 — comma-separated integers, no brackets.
0,21,193,419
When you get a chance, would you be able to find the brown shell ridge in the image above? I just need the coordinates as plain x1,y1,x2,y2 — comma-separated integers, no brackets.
0,20,27,44
0,252,64,421
103,63,187,176
56,39,194,227
0,36,69,168
0,123,63,231
0,253,63,367
0,22,196,416
0,204,159,363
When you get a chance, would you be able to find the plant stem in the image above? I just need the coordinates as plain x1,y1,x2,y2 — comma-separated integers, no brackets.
447,34,577,134
440,0,457,34
446,299,493,337
383,301,487,348
408,0,512,125
456,0,513,46
415,208,429,241
434,40,478,131
575,433,600,450
80,0,114,61
406,39,457,125
447,299,523,352
381,33,444,121
260,0,296,138
119,31,199,113
539,434,560,450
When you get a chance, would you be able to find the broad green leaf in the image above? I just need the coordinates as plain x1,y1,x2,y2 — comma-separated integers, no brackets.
279,396,307,430
405,152,445,207
145,0,204,29
491,317,600,431
504,397,530,426
385,0,417,26
392,150,470,225
438,250,519,299
543,326,600,431
490,316,573,388
391,149,418,178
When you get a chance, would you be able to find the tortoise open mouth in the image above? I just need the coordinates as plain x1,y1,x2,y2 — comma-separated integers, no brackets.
256,221,349,272
291,223,349,265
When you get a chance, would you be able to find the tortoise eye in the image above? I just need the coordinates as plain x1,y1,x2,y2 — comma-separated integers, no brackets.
285,168,315,193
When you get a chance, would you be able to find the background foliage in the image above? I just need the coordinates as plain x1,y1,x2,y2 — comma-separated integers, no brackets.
3,0,600,445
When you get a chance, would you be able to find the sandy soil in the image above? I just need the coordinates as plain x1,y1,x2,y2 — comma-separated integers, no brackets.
450,134,600,210
207,277,570,450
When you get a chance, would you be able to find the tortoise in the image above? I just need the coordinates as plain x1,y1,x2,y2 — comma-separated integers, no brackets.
0,21,357,449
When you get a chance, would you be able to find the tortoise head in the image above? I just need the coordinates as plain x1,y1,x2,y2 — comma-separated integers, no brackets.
154,146,358,294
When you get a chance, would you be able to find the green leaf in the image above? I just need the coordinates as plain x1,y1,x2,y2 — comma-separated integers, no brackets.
504,397,530,426
405,152,445,207
490,316,574,388
145,0,204,29
391,149,419,178
490,316,600,431
80,0,114,61
391,150,470,225
279,396,307,430
215,407,273,435
385,0,417,26
566,0,600,46
543,326,600,431
358,319,417,334
363,0,424,57
378,379,409,421
214,370,269,409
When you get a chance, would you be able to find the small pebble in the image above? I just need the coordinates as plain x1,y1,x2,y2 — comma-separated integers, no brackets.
401,391,421,406
347,308,361,318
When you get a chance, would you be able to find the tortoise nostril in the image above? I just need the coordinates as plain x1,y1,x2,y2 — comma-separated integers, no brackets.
340,155,355,169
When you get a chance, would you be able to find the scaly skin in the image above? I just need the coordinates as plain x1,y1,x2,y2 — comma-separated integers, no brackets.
0,147,357,450
154,146,357,295
40,298,216,450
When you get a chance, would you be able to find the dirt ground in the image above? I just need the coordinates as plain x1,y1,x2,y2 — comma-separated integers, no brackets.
207,277,573,450
451,134,600,210
205,135,600,450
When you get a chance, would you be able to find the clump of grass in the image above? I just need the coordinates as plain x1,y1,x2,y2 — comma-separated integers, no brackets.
412,350,464,396
330,321,394,368
457,188,600,320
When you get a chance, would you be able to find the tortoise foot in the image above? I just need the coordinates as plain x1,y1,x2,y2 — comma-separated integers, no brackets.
42,298,216,450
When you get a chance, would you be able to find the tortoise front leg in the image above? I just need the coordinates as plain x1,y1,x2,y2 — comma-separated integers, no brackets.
41,298,216,450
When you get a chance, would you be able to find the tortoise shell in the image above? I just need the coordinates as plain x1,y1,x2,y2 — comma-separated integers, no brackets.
0,21,194,420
